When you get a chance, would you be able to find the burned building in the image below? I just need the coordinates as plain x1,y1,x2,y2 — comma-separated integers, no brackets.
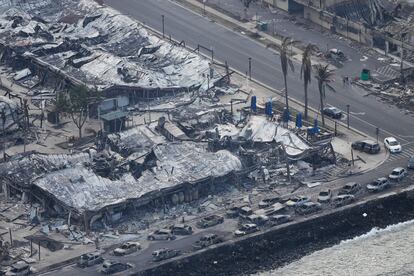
0,152,91,201
0,0,217,108
0,142,243,229
0,95,22,133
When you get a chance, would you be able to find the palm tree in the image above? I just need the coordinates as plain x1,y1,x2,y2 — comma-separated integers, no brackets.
280,37,296,111
314,64,336,126
300,44,318,120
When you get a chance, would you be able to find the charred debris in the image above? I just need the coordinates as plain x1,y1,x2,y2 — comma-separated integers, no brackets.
0,0,346,268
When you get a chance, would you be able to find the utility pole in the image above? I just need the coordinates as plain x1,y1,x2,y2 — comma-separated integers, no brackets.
376,127,380,143
248,57,252,80
346,104,350,129
1,109,6,160
351,148,355,166
161,15,165,38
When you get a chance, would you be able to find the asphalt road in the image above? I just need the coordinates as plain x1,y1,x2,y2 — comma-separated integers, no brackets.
105,0,414,144
40,229,230,276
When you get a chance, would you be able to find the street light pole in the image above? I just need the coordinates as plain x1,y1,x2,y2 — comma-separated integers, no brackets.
161,15,165,38
346,104,350,129
248,57,252,80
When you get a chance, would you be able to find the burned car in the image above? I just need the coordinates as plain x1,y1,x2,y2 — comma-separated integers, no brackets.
196,215,224,228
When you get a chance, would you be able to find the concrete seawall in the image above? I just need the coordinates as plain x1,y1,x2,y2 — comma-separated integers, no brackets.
133,187,414,276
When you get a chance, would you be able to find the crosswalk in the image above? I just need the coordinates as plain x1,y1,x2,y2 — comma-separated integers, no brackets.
386,144,414,163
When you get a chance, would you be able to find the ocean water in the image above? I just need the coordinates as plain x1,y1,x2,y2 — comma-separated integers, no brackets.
254,220,414,276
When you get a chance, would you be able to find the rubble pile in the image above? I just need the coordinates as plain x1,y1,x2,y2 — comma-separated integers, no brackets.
355,79,414,112
0,0,213,94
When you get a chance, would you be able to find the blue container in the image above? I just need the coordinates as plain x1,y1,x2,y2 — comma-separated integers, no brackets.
266,101,273,116
251,96,257,112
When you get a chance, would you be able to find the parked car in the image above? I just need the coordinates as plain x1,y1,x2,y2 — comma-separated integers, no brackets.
384,137,402,153
113,241,141,256
152,248,180,262
269,214,292,226
169,224,193,235
193,234,223,250
327,48,346,60
351,140,380,154
332,194,355,207
295,202,322,215
234,224,259,237
101,261,132,274
408,155,414,169
147,229,176,241
258,196,280,208
285,196,310,207
388,167,407,182
5,262,30,276
246,214,269,226
323,106,342,119
196,214,224,228
338,182,361,195
317,190,332,203
367,177,390,192
77,252,104,267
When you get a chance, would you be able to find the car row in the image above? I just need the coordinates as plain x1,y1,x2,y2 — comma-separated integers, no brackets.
77,251,133,274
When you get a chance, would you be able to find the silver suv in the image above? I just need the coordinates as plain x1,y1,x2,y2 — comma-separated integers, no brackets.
388,167,407,182
367,177,390,192
77,252,104,267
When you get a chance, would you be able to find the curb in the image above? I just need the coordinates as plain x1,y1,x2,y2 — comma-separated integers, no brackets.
32,256,79,275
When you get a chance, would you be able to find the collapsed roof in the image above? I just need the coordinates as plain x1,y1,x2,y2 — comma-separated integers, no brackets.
32,142,242,213
239,116,311,157
107,123,166,157
0,152,91,188
0,0,211,92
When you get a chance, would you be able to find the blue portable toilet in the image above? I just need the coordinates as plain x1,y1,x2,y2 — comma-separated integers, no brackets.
296,112,303,128
265,100,273,116
282,108,290,123
251,96,257,112
313,118,320,134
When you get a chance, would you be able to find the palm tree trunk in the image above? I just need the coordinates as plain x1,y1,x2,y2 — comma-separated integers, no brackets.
320,84,325,126
304,82,308,119
284,73,289,110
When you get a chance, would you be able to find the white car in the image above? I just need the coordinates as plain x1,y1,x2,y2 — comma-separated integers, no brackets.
113,241,141,256
384,137,402,153
388,167,407,182
317,190,332,203
234,224,259,237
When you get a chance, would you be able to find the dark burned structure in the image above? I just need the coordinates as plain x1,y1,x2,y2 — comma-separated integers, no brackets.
0,0,220,110
0,142,243,230
267,0,414,60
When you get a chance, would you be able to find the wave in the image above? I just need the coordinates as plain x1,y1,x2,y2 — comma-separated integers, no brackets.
340,218,414,244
